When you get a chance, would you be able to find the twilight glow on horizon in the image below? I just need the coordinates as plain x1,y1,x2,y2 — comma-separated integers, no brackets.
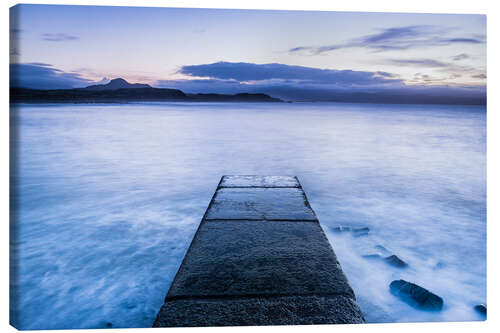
10,4,486,101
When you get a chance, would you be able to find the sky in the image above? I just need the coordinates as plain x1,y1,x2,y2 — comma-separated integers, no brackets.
9,4,486,102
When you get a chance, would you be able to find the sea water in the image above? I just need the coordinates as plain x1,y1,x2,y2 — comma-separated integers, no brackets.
10,102,486,329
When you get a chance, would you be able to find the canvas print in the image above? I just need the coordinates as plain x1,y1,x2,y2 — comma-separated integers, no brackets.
9,4,486,330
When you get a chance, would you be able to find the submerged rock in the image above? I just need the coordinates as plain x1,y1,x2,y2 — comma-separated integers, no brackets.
474,304,487,316
389,279,443,311
352,227,370,237
362,254,382,260
384,255,408,268
362,253,408,268
331,226,351,233
375,245,390,255
331,226,370,237
434,261,446,270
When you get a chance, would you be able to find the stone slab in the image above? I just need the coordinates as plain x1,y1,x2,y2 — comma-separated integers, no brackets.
167,221,354,298
219,175,300,188
205,188,317,221
153,295,365,327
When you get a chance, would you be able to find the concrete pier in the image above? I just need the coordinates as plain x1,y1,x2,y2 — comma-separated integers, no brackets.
153,176,364,327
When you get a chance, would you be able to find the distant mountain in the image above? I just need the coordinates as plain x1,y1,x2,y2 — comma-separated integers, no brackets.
83,78,151,91
10,80,283,103
187,93,284,102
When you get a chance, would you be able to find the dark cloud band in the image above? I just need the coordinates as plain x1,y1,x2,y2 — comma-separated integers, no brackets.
41,33,79,42
161,61,485,104
179,62,402,86
10,63,92,89
289,25,485,54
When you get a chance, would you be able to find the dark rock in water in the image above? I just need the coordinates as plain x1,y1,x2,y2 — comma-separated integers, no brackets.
362,254,382,260
474,304,487,316
390,279,443,311
384,255,408,268
375,245,390,255
352,227,370,237
105,322,113,328
363,254,382,259
331,226,351,233
434,261,446,270
332,226,369,236
362,253,408,268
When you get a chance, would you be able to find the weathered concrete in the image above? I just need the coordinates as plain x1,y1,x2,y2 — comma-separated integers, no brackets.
206,188,317,221
167,221,354,298
154,176,364,327
154,295,364,327
219,175,300,188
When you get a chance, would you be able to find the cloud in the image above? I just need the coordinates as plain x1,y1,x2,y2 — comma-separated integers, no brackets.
93,77,111,85
386,58,484,82
10,63,94,89
41,33,79,42
178,62,403,87
374,71,397,78
442,38,482,44
289,46,309,52
389,59,449,67
157,61,485,104
27,62,53,67
289,25,485,54
471,74,486,79
452,53,470,61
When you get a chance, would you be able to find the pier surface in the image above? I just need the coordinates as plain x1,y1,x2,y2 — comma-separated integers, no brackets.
153,176,364,327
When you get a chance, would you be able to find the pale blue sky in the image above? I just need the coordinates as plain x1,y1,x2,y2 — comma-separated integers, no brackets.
10,4,486,88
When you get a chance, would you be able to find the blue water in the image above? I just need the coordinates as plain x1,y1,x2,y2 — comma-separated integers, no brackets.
10,102,486,329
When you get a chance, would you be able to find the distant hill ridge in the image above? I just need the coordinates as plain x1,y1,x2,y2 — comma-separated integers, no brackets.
83,78,152,91
10,78,283,103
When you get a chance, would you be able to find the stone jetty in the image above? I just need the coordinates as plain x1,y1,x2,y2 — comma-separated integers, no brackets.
153,176,364,327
